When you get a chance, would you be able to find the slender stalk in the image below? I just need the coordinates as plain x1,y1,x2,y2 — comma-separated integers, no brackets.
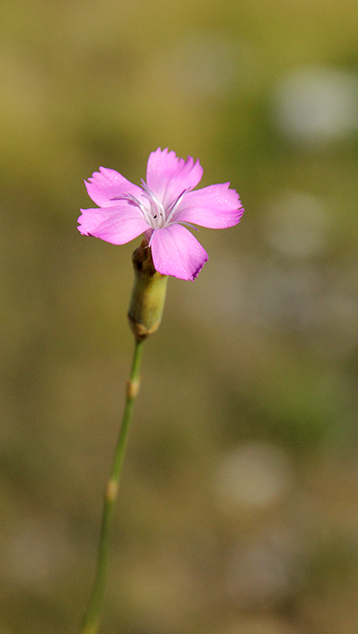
80,338,145,634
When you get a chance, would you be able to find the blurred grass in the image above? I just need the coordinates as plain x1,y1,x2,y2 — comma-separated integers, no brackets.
1,0,358,632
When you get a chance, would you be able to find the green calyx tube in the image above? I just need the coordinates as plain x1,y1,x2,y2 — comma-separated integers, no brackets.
128,240,168,341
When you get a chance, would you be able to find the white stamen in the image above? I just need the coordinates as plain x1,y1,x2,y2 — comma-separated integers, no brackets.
165,189,189,224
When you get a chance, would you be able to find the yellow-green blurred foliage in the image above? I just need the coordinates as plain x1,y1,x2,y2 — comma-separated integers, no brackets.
1,1,358,633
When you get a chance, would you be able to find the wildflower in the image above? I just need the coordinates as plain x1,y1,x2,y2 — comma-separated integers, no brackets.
78,148,244,281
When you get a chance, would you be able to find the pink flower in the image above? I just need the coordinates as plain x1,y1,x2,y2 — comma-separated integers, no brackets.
78,148,244,281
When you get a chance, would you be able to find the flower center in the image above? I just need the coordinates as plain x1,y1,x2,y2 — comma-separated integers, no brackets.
111,183,189,231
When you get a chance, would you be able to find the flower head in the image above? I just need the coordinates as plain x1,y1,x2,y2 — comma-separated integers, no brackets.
78,148,244,281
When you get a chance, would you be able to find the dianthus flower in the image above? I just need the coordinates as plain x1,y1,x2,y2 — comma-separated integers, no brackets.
78,148,244,281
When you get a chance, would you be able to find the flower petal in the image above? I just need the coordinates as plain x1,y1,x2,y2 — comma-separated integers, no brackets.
78,205,148,245
174,183,244,228
146,148,203,206
85,167,143,207
151,223,208,281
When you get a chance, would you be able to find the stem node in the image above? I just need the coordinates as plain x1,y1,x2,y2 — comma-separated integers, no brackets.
105,479,119,503
126,379,140,400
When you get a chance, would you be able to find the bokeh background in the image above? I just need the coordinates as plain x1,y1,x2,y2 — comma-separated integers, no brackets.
1,1,358,633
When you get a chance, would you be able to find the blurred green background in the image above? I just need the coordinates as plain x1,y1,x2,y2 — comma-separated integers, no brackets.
1,1,358,633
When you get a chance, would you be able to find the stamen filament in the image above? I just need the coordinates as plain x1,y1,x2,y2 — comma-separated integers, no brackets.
165,189,189,224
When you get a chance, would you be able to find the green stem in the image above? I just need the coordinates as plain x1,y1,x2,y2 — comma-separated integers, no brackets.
80,338,145,634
